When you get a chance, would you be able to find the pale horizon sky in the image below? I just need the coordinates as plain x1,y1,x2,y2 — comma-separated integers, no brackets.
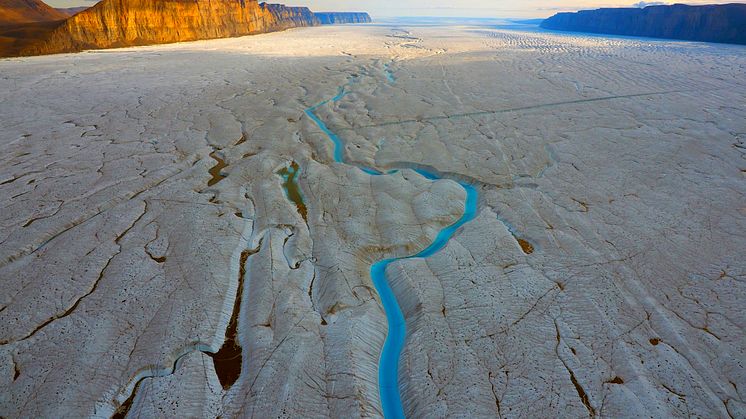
45,0,746,18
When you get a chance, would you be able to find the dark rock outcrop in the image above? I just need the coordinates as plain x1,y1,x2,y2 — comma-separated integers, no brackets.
541,3,746,45
263,2,319,29
314,12,371,25
0,0,66,25
12,0,319,56
55,6,90,17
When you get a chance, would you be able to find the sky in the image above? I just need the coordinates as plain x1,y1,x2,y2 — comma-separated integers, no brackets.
45,0,746,18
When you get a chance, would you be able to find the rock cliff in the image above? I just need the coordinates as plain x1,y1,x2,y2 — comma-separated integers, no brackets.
0,0,66,25
263,2,319,30
541,3,746,45
314,12,371,25
18,0,320,56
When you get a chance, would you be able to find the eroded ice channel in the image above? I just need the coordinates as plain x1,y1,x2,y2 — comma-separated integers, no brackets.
305,67,479,418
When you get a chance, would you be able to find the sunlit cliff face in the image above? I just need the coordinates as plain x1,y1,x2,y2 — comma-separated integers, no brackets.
14,0,319,56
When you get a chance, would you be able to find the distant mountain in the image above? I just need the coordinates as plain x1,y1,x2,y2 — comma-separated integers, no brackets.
314,12,371,25
541,3,746,45
15,0,320,56
55,6,89,17
509,18,544,25
0,0,67,25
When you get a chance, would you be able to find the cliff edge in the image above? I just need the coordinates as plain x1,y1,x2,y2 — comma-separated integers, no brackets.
17,0,319,56
541,3,746,45
314,12,371,25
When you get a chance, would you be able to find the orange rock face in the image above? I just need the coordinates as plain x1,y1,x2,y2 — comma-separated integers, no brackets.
0,0,67,25
19,0,320,56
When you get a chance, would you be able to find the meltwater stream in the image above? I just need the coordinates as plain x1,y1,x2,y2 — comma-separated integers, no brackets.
305,70,479,419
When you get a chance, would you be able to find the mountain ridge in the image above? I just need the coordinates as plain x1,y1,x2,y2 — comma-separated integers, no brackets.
541,3,746,45
10,0,321,56
314,12,371,25
55,6,89,17
0,0,67,25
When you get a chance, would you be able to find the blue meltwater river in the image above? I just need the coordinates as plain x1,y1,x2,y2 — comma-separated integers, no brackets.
304,66,479,419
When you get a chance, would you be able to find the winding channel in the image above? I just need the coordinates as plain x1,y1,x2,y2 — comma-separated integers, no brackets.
304,66,479,418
